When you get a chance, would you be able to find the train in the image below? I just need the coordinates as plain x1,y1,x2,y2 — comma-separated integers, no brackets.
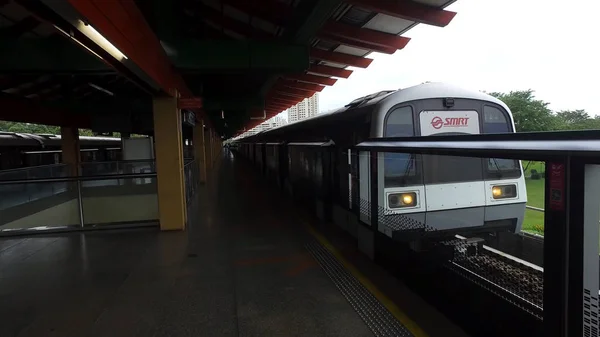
233,82,527,249
0,132,122,170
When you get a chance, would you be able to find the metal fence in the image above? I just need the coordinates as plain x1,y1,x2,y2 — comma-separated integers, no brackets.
0,172,158,234
184,159,200,205
352,131,600,337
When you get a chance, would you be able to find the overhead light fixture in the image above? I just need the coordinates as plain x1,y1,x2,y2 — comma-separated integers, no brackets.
221,110,225,119
76,20,128,61
88,83,114,96
54,25,105,61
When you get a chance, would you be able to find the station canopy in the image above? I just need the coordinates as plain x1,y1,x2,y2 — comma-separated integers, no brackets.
0,0,457,138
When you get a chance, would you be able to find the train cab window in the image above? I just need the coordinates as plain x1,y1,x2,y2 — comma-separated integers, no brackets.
483,105,511,133
483,105,521,179
384,106,420,187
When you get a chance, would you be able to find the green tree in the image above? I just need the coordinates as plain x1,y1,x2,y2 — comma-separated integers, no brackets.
556,109,590,125
0,122,114,137
489,90,558,132
554,109,600,130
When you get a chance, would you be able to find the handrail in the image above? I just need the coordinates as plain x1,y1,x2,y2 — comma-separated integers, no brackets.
355,136,600,161
0,163,67,174
0,172,157,185
80,159,155,165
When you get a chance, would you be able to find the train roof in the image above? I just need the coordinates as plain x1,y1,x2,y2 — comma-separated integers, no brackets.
239,82,510,142
0,132,121,148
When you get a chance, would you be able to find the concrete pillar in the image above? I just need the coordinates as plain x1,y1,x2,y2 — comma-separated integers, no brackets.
153,95,186,231
193,122,207,183
60,126,80,176
205,128,213,171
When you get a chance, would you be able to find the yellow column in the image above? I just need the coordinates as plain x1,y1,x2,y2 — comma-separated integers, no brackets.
61,126,80,176
153,95,186,231
193,122,207,183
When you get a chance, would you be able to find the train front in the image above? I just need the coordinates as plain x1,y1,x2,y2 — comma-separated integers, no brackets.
372,93,527,241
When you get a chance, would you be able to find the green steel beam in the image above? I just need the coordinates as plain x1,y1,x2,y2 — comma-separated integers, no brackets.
172,40,309,72
0,36,109,73
150,0,179,44
260,0,342,95
284,0,344,43
202,95,265,111
0,37,308,73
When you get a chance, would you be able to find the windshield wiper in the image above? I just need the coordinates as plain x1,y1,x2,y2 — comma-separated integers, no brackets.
490,158,504,178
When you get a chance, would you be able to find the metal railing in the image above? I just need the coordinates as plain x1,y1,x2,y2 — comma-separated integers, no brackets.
353,131,600,337
0,164,68,181
79,159,156,176
0,172,158,234
184,159,200,205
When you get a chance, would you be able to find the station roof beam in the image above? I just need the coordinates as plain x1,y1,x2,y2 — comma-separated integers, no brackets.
344,0,457,27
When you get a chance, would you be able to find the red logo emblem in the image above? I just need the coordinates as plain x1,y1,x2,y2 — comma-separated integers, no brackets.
431,116,444,129
430,116,469,129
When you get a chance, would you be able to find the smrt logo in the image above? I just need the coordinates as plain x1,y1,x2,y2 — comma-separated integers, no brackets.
431,116,469,130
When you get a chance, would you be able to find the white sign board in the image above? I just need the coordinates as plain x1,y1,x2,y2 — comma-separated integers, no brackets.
419,110,480,136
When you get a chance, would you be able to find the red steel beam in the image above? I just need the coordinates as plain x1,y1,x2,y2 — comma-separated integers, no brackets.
319,32,396,54
277,79,325,92
271,87,311,98
266,103,290,110
221,0,292,27
344,0,456,27
285,73,337,86
65,0,211,127
69,1,189,97
269,95,300,104
308,64,352,78
320,21,410,52
269,98,300,106
309,48,373,68
272,85,315,97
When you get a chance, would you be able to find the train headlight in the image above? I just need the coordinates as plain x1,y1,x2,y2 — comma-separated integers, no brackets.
388,192,417,208
491,184,517,199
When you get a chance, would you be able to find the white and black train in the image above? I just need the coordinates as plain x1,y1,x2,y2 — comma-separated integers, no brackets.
235,82,527,246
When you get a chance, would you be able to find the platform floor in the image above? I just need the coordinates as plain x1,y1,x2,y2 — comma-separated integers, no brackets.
0,151,467,337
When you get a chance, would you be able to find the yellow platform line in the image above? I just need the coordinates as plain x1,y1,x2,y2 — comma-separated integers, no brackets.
307,225,429,337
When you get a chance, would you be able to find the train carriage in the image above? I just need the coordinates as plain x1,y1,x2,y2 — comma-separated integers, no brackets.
234,82,527,245
361,83,527,240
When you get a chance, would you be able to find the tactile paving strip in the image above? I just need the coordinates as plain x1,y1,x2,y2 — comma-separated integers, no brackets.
306,241,414,337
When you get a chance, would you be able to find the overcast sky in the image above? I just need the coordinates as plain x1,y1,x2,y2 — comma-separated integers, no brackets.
304,0,599,117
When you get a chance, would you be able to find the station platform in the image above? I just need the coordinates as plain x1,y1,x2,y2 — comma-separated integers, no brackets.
0,150,467,337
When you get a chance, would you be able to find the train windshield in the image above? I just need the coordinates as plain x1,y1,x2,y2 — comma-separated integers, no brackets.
384,106,421,186
383,102,521,187
482,105,521,178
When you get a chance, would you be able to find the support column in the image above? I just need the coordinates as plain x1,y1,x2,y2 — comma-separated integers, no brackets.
193,121,207,183
153,95,186,231
213,131,218,163
204,127,213,172
60,126,80,176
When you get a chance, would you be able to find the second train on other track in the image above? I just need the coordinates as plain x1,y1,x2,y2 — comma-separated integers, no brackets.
234,82,527,247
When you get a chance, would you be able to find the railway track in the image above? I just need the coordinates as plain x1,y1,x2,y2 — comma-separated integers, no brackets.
443,235,544,319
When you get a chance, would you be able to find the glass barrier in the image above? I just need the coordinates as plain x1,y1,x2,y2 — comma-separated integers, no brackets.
0,172,158,234
0,164,68,181
0,180,79,231
184,160,200,205
81,175,158,227
79,160,156,176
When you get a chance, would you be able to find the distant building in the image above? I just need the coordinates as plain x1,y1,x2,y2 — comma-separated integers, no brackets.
288,93,319,123
241,115,287,137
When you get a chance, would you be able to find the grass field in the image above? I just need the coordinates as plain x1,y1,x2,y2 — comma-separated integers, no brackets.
521,161,545,235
